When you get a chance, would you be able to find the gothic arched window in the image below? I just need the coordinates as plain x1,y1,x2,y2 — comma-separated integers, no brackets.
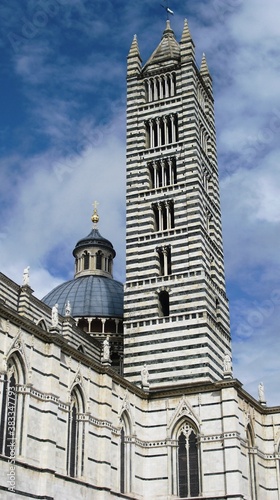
67,386,85,478
120,411,132,494
0,353,25,458
176,423,200,498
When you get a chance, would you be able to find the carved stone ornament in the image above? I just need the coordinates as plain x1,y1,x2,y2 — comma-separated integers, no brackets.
167,395,200,433
5,329,30,376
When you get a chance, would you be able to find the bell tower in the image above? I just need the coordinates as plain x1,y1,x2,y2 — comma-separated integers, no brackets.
123,20,231,388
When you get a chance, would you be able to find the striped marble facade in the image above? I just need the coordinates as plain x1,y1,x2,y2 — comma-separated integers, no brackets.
124,20,231,387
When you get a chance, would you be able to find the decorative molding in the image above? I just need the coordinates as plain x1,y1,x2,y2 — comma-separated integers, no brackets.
4,328,32,382
167,395,200,435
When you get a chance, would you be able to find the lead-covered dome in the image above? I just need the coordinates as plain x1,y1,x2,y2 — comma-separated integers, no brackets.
42,275,123,318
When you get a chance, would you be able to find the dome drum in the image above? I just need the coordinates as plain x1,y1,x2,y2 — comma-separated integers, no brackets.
76,316,123,336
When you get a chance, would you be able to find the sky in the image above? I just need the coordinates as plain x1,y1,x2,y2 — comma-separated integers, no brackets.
0,0,280,405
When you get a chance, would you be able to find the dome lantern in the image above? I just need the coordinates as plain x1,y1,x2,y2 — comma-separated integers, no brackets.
73,204,116,279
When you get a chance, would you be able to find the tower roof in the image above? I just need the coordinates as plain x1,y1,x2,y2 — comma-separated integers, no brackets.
143,20,180,72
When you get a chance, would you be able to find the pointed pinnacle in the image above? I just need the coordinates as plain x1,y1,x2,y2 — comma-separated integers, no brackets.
128,34,140,58
180,18,192,43
200,52,210,75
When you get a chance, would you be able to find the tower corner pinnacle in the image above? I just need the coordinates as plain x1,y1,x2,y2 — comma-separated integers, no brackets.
200,52,210,76
200,52,213,90
127,34,142,76
180,19,193,43
180,18,195,61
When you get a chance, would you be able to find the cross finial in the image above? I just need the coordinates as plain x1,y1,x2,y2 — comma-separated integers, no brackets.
91,201,99,227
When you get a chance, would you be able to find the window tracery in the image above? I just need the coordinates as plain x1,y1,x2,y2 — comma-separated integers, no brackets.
170,421,200,498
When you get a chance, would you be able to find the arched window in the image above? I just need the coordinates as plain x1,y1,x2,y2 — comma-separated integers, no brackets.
148,158,177,190
0,353,25,458
83,252,90,270
67,386,85,478
96,251,102,270
157,246,171,276
247,424,257,499
108,256,113,274
175,422,200,498
153,201,174,232
159,290,169,317
146,115,178,149
120,412,132,494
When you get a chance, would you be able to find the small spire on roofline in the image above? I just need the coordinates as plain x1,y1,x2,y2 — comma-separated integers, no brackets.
180,19,193,43
200,52,210,75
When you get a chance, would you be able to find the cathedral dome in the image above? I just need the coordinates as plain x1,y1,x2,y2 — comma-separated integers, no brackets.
42,275,123,318
42,206,124,324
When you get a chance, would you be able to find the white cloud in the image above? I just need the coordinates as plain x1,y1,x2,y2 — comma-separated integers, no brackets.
0,113,126,297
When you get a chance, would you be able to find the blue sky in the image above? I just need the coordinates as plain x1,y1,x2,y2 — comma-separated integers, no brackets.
1,0,280,405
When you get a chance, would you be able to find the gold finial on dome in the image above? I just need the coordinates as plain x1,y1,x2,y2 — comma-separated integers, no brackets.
91,201,99,227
